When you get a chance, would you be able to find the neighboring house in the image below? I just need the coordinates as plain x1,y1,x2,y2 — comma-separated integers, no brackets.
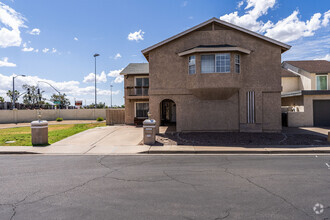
121,17,291,132
281,60,330,127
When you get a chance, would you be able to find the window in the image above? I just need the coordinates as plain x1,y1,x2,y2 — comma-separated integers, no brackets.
247,91,255,124
136,102,149,118
235,54,240,73
201,53,230,73
316,75,328,90
135,77,149,96
188,56,196,74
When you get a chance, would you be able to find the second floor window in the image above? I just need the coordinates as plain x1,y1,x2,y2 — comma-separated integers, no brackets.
135,77,149,96
235,54,240,73
188,56,196,74
201,53,230,73
316,75,328,90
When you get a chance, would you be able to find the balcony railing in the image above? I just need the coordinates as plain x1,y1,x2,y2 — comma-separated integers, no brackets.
126,86,149,96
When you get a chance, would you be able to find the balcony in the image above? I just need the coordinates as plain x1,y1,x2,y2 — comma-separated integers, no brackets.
126,86,149,99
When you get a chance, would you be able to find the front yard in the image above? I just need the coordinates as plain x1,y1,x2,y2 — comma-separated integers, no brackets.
0,123,106,146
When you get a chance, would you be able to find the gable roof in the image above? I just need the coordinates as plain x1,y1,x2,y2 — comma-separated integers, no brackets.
120,63,149,75
281,68,299,77
284,60,330,74
141,17,291,58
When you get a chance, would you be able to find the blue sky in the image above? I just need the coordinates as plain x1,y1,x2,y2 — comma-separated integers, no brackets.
0,0,329,106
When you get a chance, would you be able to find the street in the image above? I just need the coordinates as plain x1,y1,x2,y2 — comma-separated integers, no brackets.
0,155,329,220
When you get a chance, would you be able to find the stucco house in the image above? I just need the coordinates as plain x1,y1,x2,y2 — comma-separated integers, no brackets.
281,60,330,127
120,17,291,132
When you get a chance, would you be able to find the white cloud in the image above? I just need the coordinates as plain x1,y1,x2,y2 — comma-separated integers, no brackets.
51,48,57,53
29,28,40,35
83,71,107,83
128,30,144,41
22,47,34,52
182,1,188,7
314,54,330,61
322,10,330,26
108,68,124,84
0,73,121,103
0,57,16,67
74,37,78,41
220,0,330,43
34,49,39,53
114,53,121,59
42,48,49,53
0,2,26,48
237,1,244,9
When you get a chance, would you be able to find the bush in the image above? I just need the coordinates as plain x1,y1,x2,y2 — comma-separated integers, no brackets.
56,117,63,122
96,117,104,122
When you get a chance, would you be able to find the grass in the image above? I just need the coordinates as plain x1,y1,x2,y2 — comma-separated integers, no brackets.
0,122,106,146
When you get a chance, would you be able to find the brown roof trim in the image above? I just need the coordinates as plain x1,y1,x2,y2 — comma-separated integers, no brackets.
178,46,251,56
142,17,291,57
281,68,299,77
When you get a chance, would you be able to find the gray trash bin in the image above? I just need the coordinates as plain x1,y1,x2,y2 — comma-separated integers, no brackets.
143,119,156,145
31,120,48,145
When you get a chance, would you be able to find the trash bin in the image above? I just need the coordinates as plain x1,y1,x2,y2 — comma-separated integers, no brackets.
143,119,156,145
31,120,48,145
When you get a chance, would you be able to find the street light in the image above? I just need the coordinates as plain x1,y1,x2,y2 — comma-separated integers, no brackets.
12,74,26,110
93,53,100,109
110,84,113,108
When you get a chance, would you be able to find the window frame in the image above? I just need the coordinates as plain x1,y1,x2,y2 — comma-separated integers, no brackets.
234,54,240,73
134,76,149,96
315,74,328,90
247,91,255,124
134,101,149,118
188,55,196,74
201,53,231,74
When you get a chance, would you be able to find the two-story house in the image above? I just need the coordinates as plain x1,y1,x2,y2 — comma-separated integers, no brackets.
281,60,330,127
121,17,291,132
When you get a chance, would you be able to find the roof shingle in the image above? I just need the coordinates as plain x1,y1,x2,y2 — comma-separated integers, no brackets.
120,63,149,75
285,60,330,73
281,68,299,77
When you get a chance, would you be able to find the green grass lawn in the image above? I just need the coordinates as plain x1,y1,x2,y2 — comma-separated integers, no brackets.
0,123,106,146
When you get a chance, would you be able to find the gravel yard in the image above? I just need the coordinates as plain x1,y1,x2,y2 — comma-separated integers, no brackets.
156,131,329,146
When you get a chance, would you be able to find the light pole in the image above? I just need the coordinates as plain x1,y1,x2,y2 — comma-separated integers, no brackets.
12,74,26,110
93,53,100,109
110,84,113,108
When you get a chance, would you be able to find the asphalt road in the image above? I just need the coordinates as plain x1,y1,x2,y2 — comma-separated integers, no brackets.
0,155,329,220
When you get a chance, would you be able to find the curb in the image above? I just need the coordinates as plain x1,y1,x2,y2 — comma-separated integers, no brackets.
0,151,40,155
145,150,330,154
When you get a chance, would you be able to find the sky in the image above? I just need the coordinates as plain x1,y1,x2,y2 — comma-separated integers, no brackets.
0,0,329,106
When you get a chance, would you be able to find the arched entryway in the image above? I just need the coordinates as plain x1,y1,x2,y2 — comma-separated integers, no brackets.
160,99,176,126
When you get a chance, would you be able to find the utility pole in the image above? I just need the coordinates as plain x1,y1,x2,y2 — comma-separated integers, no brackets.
93,53,100,109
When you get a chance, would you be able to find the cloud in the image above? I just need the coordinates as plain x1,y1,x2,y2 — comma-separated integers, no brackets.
128,30,144,41
83,71,107,83
220,0,330,43
29,28,40,35
74,37,78,41
114,53,121,59
0,73,120,103
22,47,34,52
51,48,57,53
42,48,49,53
107,68,124,84
0,57,16,67
314,54,330,61
237,1,244,9
0,2,26,48
182,1,188,7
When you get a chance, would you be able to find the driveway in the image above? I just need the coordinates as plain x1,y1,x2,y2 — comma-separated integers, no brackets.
39,126,147,154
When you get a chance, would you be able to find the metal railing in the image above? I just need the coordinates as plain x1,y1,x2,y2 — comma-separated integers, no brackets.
126,86,149,96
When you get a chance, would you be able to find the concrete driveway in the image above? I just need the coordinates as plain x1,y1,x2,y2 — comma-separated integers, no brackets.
40,125,147,154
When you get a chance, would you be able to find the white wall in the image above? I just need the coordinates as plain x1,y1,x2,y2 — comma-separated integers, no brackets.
0,109,106,123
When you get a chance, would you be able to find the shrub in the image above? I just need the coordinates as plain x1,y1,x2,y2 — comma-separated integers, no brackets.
96,117,104,122
56,117,63,122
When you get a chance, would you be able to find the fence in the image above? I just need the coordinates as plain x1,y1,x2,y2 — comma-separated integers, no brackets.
0,109,107,124
106,109,125,125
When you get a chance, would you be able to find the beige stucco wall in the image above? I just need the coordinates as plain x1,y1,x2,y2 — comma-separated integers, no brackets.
146,22,283,132
282,77,300,92
0,109,106,124
287,94,330,127
310,73,330,90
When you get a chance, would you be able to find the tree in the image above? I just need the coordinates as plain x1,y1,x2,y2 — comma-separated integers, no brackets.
50,93,70,108
0,96,4,103
6,90,20,102
22,84,45,106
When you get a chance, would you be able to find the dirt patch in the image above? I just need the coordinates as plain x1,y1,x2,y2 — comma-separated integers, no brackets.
156,132,329,146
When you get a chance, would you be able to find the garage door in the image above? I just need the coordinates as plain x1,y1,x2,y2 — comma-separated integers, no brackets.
313,100,330,126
